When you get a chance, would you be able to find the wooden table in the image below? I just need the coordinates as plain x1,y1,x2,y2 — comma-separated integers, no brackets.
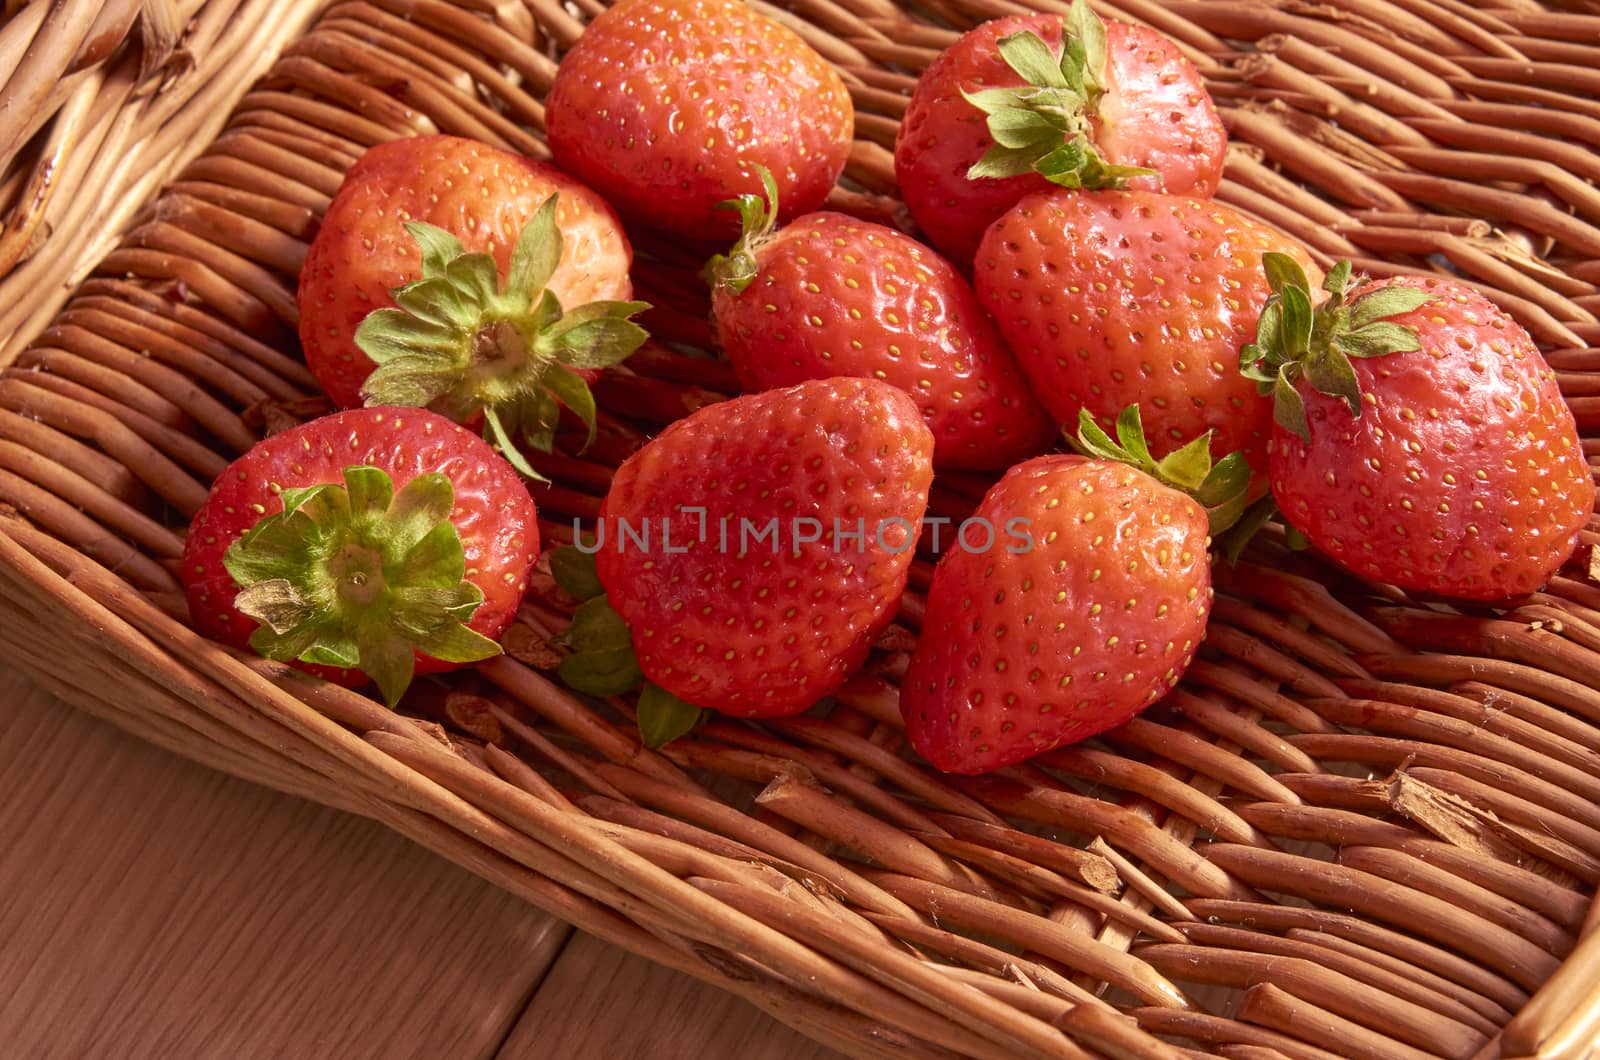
0,666,841,1058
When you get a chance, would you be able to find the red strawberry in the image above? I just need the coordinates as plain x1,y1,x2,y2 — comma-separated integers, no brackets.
1246,261,1595,600
592,377,933,717
705,172,1055,471
902,410,1229,774
975,189,1319,485
896,2,1225,262
545,0,853,241
183,407,540,705
298,135,646,474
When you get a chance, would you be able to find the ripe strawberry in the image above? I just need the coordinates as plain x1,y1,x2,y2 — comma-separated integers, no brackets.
544,0,853,242
1246,260,1595,600
183,407,540,706
592,377,933,718
895,1,1225,262
975,189,1319,485
705,171,1055,471
298,135,646,474
902,408,1238,774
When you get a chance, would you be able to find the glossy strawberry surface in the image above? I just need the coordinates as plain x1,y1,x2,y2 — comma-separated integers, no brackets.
976,189,1318,482
1271,276,1594,599
545,0,853,241
895,14,1224,263
712,211,1055,470
298,135,632,409
595,378,934,716
902,454,1211,774
183,408,540,685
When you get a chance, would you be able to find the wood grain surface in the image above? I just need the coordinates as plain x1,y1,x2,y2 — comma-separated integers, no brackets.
0,667,838,1059
508,932,841,1060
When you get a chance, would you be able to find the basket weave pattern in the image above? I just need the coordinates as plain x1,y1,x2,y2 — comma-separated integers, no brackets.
1,1,1599,1057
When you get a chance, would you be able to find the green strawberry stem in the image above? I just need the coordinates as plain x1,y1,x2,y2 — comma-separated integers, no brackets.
964,0,1155,189
548,544,707,748
1070,405,1252,535
223,465,501,707
701,164,781,297
355,195,651,482
1240,255,1437,442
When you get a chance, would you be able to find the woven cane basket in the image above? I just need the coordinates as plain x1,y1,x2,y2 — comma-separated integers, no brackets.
1,0,1599,1056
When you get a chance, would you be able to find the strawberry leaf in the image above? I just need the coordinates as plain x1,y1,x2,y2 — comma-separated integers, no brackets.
704,164,781,296
1278,283,1313,358
558,647,642,697
551,545,605,601
1065,0,1106,90
481,405,544,482
1196,451,1254,534
389,521,472,588
1059,35,1090,96
1261,251,1308,297
543,364,599,452
1244,258,1437,440
969,144,1050,181
1070,404,1254,534
224,464,499,707
1322,259,1352,296
964,18,1153,191
1220,495,1280,565
393,276,473,330
997,30,1071,89
406,222,467,277
544,303,652,370
961,87,1028,116
563,595,633,653
987,107,1066,150
1071,408,1128,462
1239,342,1275,385
297,631,360,670
1349,286,1435,329
505,196,561,303
637,682,705,749
1304,348,1361,418
1114,403,1154,467
386,484,464,574
1153,431,1215,492
1273,373,1310,442
444,251,500,309
517,389,562,456
356,201,649,470
1333,321,1423,359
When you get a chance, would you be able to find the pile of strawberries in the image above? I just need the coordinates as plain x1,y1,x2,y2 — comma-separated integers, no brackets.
182,0,1594,775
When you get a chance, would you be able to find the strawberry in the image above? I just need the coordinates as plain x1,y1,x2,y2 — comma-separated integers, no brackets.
901,408,1240,774
298,135,647,475
183,407,540,706
1245,260,1595,601
975,189,1319,485
705,170,1055,471
895,1,1225,262
585,377,933,719
545,0,853,242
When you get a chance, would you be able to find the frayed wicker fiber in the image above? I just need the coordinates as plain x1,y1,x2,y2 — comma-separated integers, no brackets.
1,0,1599,1057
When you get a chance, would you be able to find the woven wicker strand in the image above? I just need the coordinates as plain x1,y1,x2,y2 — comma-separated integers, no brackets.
1,0,1599,1057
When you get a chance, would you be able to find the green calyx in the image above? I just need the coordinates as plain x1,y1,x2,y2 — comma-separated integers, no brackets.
1071,404,1253,535
1240,255,1437,443
964,0,1155,189
355,195,651,481
223,465,502,708
549,544,706,749
701,164,781,298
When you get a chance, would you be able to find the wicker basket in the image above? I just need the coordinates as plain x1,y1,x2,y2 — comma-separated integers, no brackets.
2,0,1598,1056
